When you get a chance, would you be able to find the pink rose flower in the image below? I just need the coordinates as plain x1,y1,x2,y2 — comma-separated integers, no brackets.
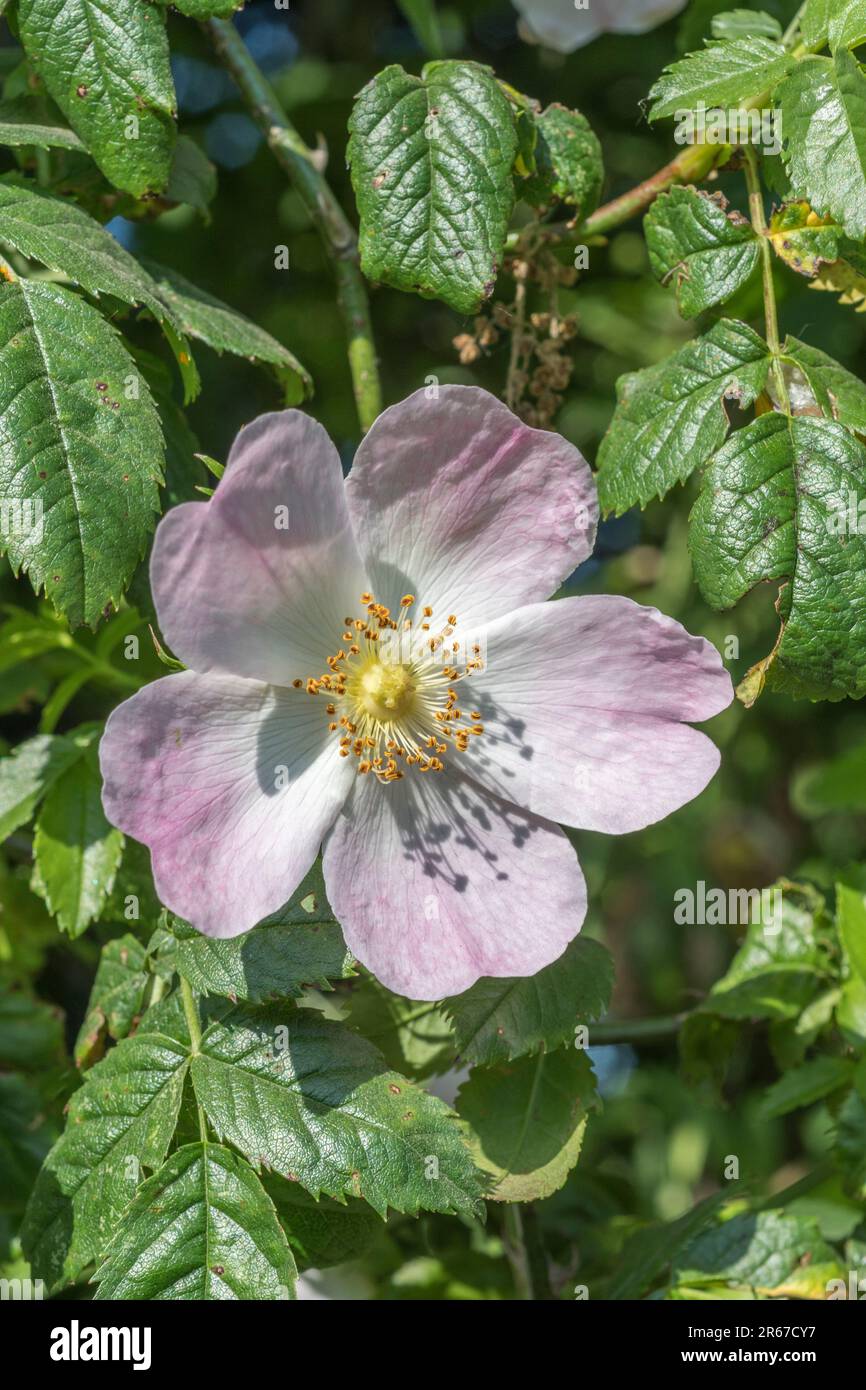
513,0,688,54
100,387,731,999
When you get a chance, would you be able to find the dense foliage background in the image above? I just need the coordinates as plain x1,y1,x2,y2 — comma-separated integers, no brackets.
2,0,866,1301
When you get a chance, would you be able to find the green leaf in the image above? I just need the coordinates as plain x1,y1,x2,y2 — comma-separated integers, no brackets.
711,9,782,40
0,730,85,840
690,412,866,700
778,47,866,240
0,180,182,328
836,880,866,987
596,319,771,515
456,1048,598,1202
605,1191,730,1300
521,104,603,215
170,915,354,1004
767,200,842,276
444,937,613,1067
140,260,312,404
151,0,241,16
17,0,176,197
95,1142,297,1300
348,60,518,315
648,38,796,121
190,1005,484,1219
262,1176,381,1271
794,741,866,814
396,0,444,57
672,1209,845,1297
22,1025,188,1287
31,739,123,936
0,279,164,626
0,1073,56,1216
644,185,760,317
346,976,454,1080
0,103,85,151
761,1055,854,1116
75,933,149,1069
165,135,217,216
829,0,866,51
781,336,866,432
689,881,834,1022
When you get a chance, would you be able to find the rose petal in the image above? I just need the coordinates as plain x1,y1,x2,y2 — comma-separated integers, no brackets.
513,0,687,53
457,595,732,833
323,767,587,999
151,411,368,685
345,386,597,629
100,671,353,936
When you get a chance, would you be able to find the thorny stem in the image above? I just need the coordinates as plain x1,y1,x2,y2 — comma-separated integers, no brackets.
743,144,790,414
580,142,727,240
203,18,383,433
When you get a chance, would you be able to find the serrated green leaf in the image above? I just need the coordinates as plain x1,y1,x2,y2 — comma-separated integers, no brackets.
444,937,613,1067
348,60,518,315
17,0,176,197
766,199,842,276
456,1048,597,1202
95,1142,297,1300
152,0,240,15
690,880,834,1022
778,47,866,241
711,9,782,40
140,260,311,403
22,1025,188,1287
31,739,123,936
521,103,603,215
830,0,866,51
690,412,866,700
648,38,796,121
190,1005,484,1219
170,915,354,1004
645,185,759,316
346,976,454,1080
761,1055,854,1117
672,1209,844,1296
605,1191,731,1300
0,102,85,151
781,336,866,431
263,1175,381,1271
596,318,771,515
75,933,149,1068
0,730,85,840
165,135,217,216
0,279,164,626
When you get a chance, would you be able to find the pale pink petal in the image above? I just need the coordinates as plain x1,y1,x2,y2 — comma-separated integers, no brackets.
322,768,587,999
513,0,687,52
457,595,732,834
345,386,597,630
151,411,368,686
100,672,354,936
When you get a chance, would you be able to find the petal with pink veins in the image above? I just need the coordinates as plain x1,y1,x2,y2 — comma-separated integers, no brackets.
345,386,597,629
151,411,368,686
323,767,587,1000
100,670,355,936
457,595,732,834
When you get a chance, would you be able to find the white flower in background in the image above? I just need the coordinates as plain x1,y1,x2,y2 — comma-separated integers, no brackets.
513,0,688,53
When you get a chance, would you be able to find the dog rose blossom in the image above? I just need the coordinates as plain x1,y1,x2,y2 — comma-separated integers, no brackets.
513,0,688,53
100,387,731,999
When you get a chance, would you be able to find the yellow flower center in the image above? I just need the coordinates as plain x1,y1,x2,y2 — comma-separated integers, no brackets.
292,592,485,783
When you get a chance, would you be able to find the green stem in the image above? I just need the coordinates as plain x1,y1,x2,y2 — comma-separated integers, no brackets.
180,976,208,1143
578,141,728,240
589,1012,688,1045
203,18,382,433
743,144,790,413
503,1204,554,1300
782,1,807,49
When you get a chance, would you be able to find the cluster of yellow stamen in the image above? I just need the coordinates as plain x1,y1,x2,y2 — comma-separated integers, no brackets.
292,592,485,783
